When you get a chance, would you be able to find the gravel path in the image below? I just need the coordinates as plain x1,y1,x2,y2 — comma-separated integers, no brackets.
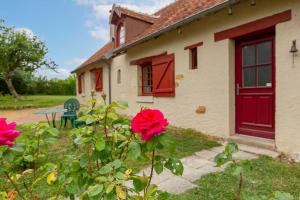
0,106,64,124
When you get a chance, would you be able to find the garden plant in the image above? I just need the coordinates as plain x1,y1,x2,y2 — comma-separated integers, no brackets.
0,96,184,199
214,143,295,200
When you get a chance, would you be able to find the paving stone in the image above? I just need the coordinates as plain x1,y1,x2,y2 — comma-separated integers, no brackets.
194,150,218,160
158,176,197,194
182,165,214,182
210,146,225,154
181,155,214,169
238,144,279,158
233,151,258,160
197,163,225,174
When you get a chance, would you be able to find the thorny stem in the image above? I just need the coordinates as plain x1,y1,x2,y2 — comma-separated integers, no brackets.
33,135,41,181
145,149,156,195
104,107,109,138
232,160,243,200
4,172,26,200
23,181,34,199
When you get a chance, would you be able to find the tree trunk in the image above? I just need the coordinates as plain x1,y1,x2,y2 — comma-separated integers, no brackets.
4,77,21,101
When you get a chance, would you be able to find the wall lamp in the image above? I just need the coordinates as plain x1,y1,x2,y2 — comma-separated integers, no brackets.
290,40,298,64
250,0,256,6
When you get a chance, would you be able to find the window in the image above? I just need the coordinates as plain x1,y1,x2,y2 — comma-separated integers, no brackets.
78,73,85,94
116,23,125,46
184,42,202,70
136,53,175,97
190,47,198,69
117,69,121,84
242,40,272,87
141,64,153,95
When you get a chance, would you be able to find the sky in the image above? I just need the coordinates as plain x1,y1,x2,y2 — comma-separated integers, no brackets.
0,0,174,79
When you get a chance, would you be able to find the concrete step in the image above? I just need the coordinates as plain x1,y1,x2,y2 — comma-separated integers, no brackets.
228,134,276,151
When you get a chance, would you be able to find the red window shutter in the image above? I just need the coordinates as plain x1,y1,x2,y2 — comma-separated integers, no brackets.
78,74,82,94
152,54,175,97
95,68,103,91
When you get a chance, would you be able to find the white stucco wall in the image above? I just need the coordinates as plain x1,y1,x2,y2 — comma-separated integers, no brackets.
76,61,110,105
77,0,300,155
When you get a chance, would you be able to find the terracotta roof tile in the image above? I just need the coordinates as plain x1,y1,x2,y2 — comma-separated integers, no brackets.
75,0,226,70
129,0,226,44
112,5,157,24
74,42,114,71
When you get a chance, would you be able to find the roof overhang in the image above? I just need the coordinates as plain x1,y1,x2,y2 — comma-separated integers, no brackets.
111,0,241,56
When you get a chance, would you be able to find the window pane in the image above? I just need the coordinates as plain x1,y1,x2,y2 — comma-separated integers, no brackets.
257,41,271,64
243,67,256,87
119,26,125,44
242,45,255,66
143,86,151,93
258,65,271,87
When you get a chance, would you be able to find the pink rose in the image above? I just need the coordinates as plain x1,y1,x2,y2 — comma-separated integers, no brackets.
131,109,168,141
0,118,21,147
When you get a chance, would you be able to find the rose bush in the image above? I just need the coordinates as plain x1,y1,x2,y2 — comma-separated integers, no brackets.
49,96,183,199
0,118,21,147
131,109,168,141
0,122,59,199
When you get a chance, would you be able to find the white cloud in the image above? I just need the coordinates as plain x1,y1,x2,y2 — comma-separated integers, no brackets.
65,58,86,66
15,27,35,38
36,68,71,80
89,26,110,41
75,0,175,41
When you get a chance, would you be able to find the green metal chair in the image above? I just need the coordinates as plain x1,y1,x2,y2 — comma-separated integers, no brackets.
60,98,80,128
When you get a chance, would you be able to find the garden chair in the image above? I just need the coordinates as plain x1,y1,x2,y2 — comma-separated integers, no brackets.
60,98,80,128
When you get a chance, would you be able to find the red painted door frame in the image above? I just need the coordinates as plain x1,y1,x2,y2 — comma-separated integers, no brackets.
235,30,275,139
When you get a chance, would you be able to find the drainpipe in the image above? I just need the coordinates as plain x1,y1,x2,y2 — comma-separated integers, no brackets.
103,59,112,104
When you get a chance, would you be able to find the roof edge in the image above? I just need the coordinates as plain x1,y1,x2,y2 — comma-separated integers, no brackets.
112,0,240,55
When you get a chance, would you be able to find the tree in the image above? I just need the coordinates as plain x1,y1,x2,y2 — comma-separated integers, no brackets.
0,20,56,100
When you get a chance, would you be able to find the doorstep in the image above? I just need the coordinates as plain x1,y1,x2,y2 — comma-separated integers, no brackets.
228,134,279,158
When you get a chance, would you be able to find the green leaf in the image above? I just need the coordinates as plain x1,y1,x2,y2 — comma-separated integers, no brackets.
47,128,59,136
95,138,105,151
24,155,34,162
225,142,239,154
86,115,96,125
106,182,115,194
164,158,184,176
214,152,232,167
132,176,148,192
154,162,164,175
128,142,141,159
158,134,174,153
87,184,103,197
112,159,122,169
80,154,89,168
99,164,112,175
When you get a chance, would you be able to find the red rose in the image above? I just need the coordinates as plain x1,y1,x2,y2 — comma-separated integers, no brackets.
131,109,168,141
0,118,21,147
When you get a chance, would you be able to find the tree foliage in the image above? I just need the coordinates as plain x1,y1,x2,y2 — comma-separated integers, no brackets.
0,20,57,99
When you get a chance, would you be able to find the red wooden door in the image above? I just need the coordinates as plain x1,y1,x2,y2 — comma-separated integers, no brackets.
236,32,275,139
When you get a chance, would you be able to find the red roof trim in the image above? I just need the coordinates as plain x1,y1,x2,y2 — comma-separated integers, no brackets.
184,42,203,50
214,10,292,42
130,51,167,65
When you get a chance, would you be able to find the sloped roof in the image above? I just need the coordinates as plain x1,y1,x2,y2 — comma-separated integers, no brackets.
111,5,157,24
72,42,114,72
74,0,231,71
123,0,226,47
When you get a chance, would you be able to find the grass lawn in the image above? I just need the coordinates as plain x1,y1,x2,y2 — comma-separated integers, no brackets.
173,156,300,200
0,95,75,109
0,124,220,198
